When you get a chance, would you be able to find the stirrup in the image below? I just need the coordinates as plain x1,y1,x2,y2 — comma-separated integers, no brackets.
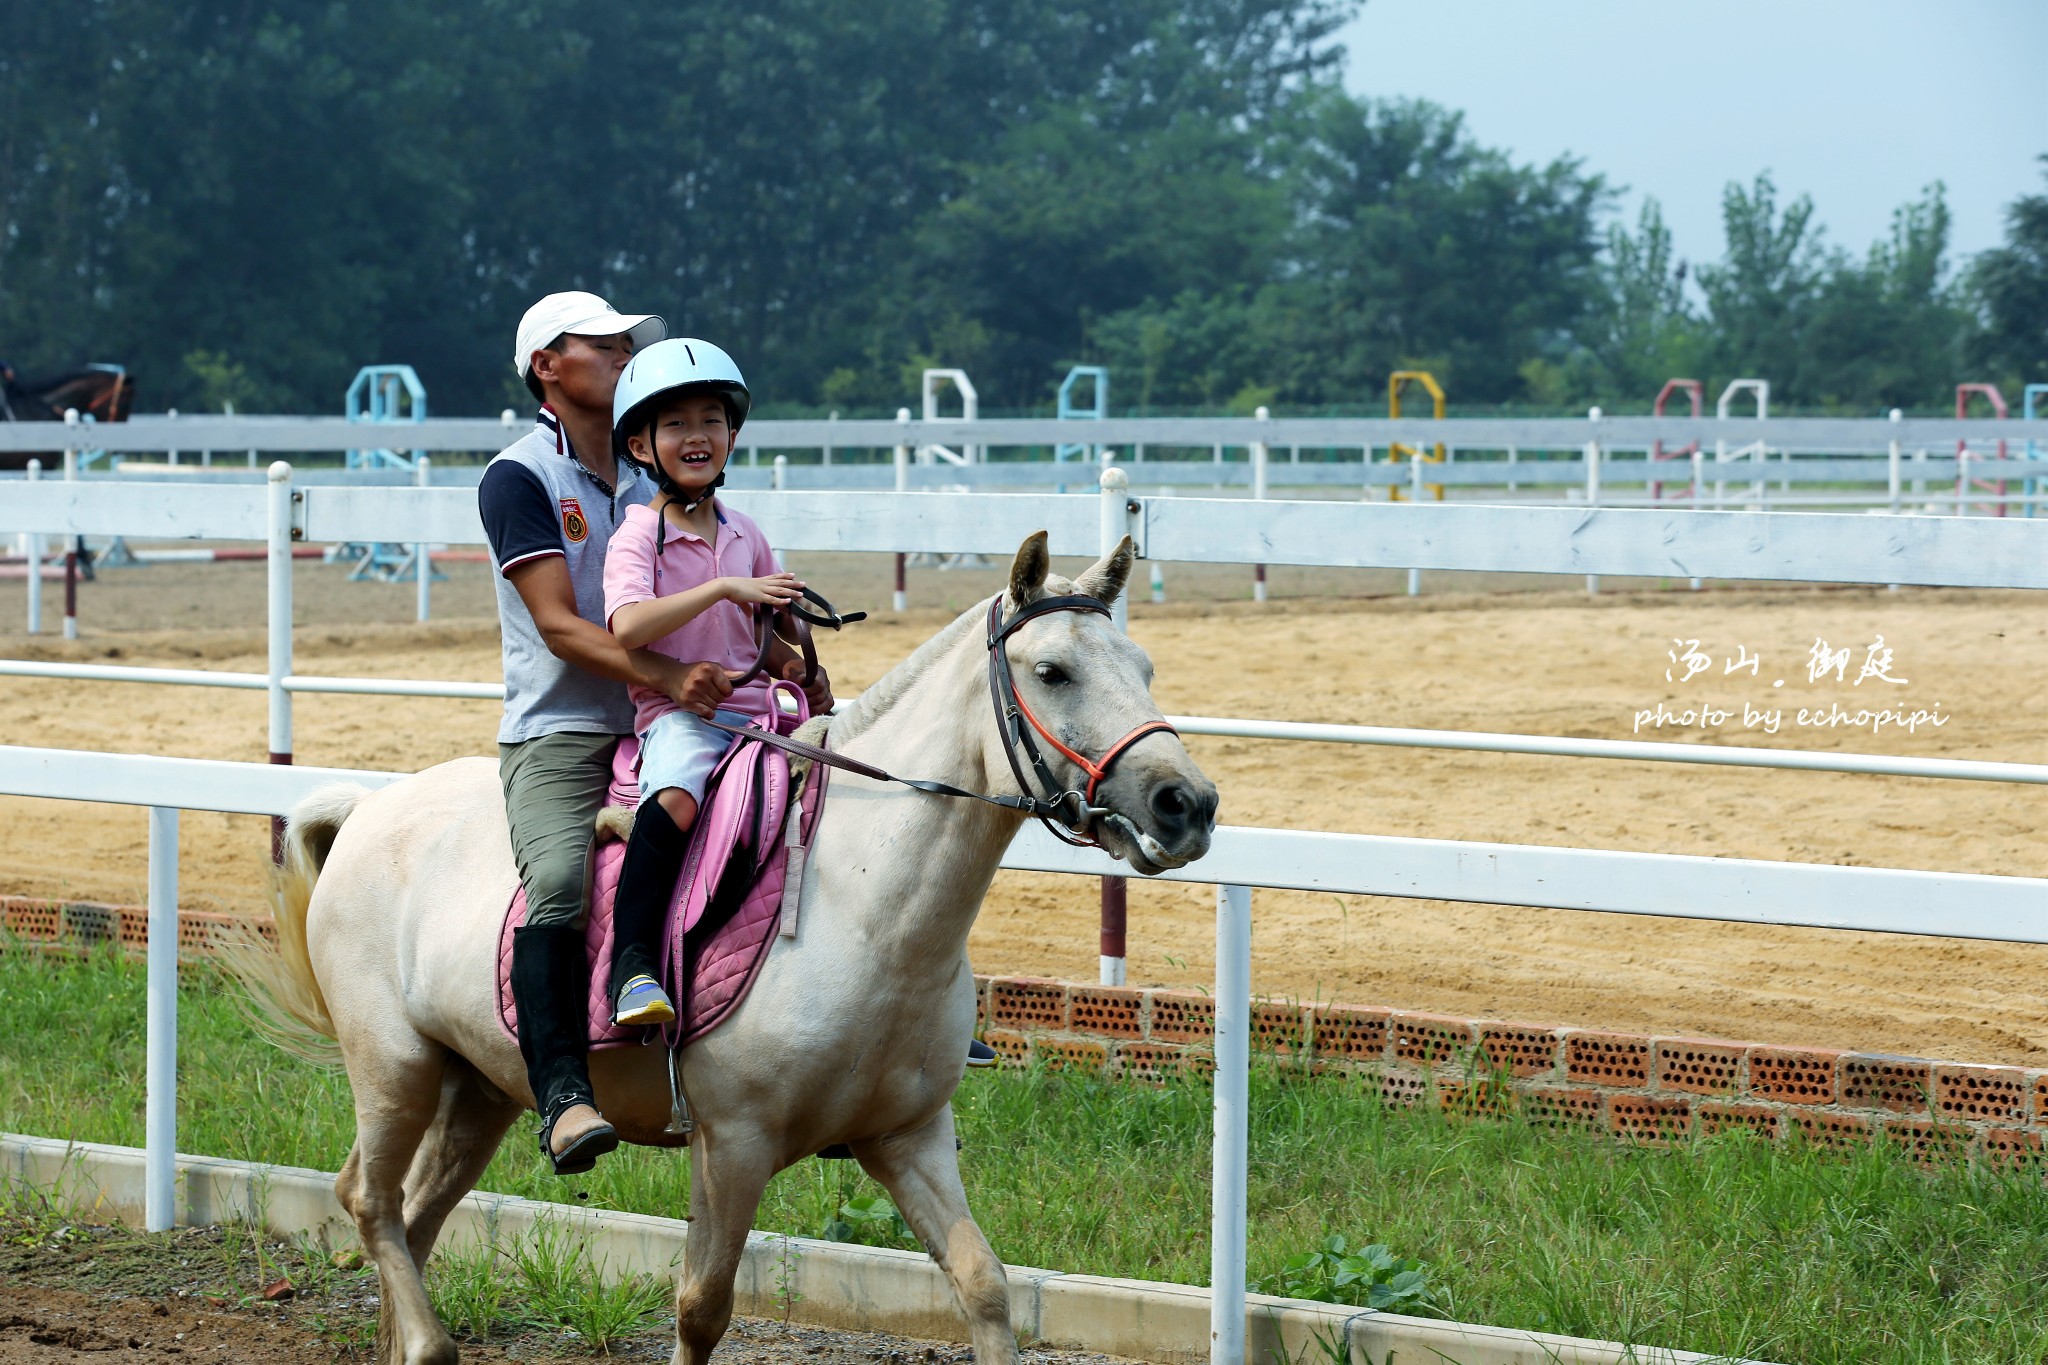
612,973,677,1028
538,1095,617,1177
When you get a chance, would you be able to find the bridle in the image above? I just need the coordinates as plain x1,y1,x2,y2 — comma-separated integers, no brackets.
983,594,1177,846
699,589,1177,847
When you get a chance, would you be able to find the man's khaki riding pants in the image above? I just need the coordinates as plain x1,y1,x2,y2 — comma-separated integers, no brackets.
499,731,620,930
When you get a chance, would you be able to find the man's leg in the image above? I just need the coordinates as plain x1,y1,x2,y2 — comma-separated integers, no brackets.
501,731,619,1174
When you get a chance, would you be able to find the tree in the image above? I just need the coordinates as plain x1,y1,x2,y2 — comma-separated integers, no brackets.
1573,199,1707,404
1800,184,1969,410
1971,156,2048,386
1695,174,1826,394
1088,96,1610,409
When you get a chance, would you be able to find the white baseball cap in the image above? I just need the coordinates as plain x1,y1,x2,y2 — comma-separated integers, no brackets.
512,291,666,383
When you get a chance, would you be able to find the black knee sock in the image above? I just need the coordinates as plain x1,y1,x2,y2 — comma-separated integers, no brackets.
510,923,594,1115
610,797,691,1001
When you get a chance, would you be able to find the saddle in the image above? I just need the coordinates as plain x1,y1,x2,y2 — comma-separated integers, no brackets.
496,682,828,1051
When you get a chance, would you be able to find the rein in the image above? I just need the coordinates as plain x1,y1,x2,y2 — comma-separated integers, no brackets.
699,590,1176,845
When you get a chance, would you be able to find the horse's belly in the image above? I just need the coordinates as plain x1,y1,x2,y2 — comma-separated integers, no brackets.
683,949,979,1147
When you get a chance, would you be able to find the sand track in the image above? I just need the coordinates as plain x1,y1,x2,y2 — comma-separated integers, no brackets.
4,553,2047,1064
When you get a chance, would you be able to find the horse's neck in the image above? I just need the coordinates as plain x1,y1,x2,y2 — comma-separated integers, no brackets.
820,620,1021,968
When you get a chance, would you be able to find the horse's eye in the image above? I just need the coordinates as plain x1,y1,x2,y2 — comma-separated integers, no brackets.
1034,662,1070,686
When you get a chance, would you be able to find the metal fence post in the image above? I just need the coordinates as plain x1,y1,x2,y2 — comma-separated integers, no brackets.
1098,467,1137,985
1585,407,1602,596
1887,410,1904,515
1211,882,1252,1365
146,805,179,1232
24,459,41,635
893,409,911,612
62,416,81,638
267,463,295,860
1251,407,1269,604
1406,455,1423,597
415,455,433,623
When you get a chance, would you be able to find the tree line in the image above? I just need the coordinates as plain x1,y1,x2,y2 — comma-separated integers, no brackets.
3,1,2043,419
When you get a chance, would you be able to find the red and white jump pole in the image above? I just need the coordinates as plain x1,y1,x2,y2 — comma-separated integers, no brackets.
1956,383,2010,517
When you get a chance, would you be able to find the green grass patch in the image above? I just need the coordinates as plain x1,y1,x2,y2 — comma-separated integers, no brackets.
6,945,2048,1362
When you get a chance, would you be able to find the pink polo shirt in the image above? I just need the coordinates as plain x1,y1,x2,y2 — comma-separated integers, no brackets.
602,499,780,733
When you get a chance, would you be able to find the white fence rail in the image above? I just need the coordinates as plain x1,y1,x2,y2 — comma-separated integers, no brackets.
6,741,2048,1361
12,457,2048,1362
6,412,2048,456
15,476,2048,589
9,467,2048,975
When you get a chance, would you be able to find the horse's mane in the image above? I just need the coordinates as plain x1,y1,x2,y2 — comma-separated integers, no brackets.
828,592,999,745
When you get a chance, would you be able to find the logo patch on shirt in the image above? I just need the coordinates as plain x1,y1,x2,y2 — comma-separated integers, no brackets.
560,498,589,544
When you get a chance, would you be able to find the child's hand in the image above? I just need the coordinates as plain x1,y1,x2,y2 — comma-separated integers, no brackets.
722,572,805,606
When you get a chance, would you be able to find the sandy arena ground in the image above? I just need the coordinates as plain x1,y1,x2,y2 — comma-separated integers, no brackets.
4,549,2047,1065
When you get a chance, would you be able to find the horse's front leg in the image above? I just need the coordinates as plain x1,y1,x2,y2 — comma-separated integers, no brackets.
854,1107,1018,1364
672,1124,778,1365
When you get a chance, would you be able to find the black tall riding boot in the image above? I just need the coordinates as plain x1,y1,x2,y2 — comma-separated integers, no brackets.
609,798,692,1006
510,923,617,1175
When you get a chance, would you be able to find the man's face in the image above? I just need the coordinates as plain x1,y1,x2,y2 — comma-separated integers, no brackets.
531,332,634,412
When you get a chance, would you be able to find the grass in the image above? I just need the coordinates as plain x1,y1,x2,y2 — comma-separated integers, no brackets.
7,945,2048,1363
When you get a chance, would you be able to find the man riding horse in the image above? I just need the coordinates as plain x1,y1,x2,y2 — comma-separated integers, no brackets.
479,292,994,1176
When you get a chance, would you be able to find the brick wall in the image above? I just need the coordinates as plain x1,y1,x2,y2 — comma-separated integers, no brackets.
977,974,2048,1171
1,895,273,959
7,894,2039,1171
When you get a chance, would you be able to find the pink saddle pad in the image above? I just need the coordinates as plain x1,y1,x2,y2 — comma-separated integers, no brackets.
496,686,825,1050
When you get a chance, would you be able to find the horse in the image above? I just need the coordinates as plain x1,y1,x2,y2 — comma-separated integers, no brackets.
0,361,133,470
226,530,1219,1365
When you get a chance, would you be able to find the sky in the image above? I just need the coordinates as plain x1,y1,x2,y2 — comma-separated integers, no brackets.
1335,0,2043,274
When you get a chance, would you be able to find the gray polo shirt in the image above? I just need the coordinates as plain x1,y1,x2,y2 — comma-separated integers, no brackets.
478,409,653,744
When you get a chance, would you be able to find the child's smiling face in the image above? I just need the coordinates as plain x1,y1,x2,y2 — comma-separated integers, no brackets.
633,390,734,493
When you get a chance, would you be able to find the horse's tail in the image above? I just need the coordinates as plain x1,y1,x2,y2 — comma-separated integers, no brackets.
217,783,368,1066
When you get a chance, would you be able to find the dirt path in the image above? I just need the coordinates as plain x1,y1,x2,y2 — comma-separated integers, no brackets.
0,1219,1142,1364
5,558,2048,1064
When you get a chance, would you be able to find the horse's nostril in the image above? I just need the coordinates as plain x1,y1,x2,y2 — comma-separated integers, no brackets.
1151,783,1190,825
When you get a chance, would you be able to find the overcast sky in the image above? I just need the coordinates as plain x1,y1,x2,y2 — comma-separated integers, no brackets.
1335,0,2043,274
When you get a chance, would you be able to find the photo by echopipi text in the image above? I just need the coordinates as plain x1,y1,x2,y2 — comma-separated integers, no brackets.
1632,636,1948,737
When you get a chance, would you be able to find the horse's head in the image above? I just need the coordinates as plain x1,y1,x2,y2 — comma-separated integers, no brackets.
992,531,1218,874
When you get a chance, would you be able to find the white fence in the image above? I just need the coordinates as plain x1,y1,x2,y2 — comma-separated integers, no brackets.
11,468,2048,1362
5,411,2047,456
7,742,2048,1361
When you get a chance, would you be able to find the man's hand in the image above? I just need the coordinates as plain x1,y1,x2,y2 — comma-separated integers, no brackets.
663,660,737,719
781,655,834,714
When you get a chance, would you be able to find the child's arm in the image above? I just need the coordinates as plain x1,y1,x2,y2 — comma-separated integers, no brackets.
611,571,805,649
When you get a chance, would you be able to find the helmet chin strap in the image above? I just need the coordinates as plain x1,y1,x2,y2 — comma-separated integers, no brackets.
645,418,726,555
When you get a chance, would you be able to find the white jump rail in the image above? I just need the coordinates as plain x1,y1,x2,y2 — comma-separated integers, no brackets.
9,742,2048,1362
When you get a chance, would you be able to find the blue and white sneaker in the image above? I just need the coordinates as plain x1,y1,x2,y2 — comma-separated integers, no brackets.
612,974,677,1028
966,1038,999,1068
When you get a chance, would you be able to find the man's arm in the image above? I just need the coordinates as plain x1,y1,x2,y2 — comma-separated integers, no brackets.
506,557,734,716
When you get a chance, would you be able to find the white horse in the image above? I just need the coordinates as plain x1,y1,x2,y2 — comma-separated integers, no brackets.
228,532,1218,1365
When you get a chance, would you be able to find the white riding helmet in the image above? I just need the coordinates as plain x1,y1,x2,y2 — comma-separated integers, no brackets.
612,337,752,456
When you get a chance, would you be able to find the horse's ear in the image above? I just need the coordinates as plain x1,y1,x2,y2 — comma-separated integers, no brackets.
1008,531,1051,605
1076,535,1134,606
